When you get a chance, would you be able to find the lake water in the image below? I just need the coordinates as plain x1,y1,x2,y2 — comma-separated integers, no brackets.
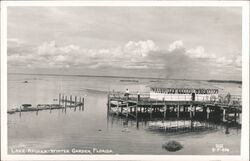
7,74,241,155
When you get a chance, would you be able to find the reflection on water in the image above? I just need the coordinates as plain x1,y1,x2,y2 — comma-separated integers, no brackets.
108,113,241,135
8,74,241,155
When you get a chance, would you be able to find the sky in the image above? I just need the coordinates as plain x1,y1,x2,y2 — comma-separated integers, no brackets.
7,7,242,80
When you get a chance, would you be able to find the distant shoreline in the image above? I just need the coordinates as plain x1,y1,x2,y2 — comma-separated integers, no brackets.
8,72,242,83
208,80,242,84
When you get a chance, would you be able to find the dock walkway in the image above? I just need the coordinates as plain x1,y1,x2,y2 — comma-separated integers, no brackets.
107,92,242,125
7,94,85,114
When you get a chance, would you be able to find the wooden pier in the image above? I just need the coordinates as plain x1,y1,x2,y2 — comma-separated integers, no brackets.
7,94,85,115
59,93,85,111
107,92,242,127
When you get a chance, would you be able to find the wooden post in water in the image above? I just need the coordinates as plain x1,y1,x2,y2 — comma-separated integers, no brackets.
62,95,64,111
164,104,167,120
120,101,123,114
193,105,196,117
126,103,129,118
134,95,139,128
225,122,230,134
79,96,81,111
150,103,153,119
177,104,180,119
59,93,61,106
136,103,138,128
108,94,111,113
234,108,237,123
70,95,72,107
189,105,193,119
82,97,84,111
19,106,22,117
61,95,65,111
223,108,226,122
74,96,77,111
73,96,76,111
116,101,119,116
206,107,210,120
36,105,38,116
75,96,77,105
191,119,194,130
65,96,67,112
107,94,110,114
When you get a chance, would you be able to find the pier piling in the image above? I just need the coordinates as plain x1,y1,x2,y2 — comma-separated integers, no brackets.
193,106,196,117
177,104,180,118
70,95,72,107
234,109,237,123
207,107,210,120
62,95,64,111
79,97,81,111
65,96,67,111
106,91,242,127
150,104,153,119
9,93,85,116
62,95,64,104
126,103,129,118
19,106,22,117
116,101,119,115
82,97,84,111
107,94,110,114
164,104,167,120
59,93,61,106
74,96,77,111
223,109,226,122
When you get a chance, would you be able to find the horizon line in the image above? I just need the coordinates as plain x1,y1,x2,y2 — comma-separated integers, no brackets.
7,72,242,82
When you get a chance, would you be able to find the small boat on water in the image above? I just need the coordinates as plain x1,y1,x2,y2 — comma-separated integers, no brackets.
7,109,17,114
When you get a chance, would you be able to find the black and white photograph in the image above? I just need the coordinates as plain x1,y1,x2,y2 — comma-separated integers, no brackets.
1,1,249,161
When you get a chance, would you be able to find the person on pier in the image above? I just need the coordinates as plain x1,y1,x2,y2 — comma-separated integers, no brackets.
125,89,130,100
137,91,140,101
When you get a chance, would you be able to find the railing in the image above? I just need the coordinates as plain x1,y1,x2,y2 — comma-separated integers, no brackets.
149,93,218,102
218,94,242,105
108,91,242,105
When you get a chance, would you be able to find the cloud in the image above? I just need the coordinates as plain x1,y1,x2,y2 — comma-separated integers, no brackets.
7,38,241,74
186,46,216,59
124,40,159,58
7,39,158,69
167,41,216,59
168,40,184,52
216,57,233,65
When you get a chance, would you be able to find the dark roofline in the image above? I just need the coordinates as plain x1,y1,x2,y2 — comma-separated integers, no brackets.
150,87,219,90
148,82,220,90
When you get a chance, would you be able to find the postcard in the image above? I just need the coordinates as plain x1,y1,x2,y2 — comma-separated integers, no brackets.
1,1,249,161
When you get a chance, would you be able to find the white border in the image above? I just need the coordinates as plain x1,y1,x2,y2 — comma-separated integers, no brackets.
1,1,249,161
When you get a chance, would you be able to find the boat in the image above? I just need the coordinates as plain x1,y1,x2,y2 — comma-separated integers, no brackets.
7,109,17,114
